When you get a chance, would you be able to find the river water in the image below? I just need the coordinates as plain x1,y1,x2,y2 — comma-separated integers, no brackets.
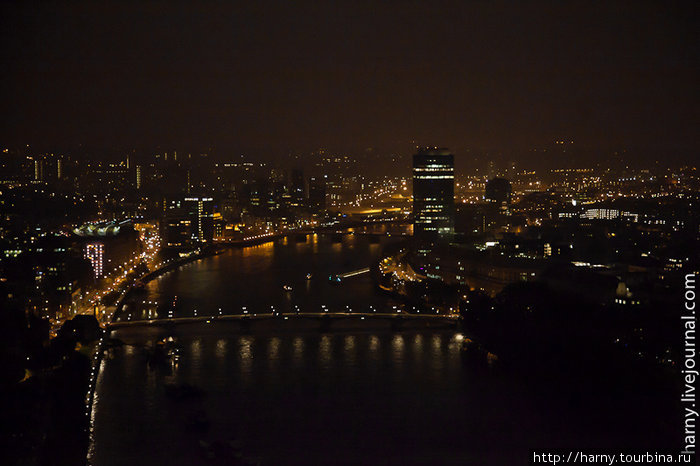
88,230,674,465
119,229,412,321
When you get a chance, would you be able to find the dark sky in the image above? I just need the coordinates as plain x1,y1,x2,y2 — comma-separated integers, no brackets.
1,0,697,163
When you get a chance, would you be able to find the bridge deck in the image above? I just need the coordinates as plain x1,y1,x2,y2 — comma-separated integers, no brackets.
107,311,458,329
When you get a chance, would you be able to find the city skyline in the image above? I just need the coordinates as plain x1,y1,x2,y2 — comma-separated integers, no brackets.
2,2,697,465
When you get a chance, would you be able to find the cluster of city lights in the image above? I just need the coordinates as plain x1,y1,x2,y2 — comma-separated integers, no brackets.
85,331,106,434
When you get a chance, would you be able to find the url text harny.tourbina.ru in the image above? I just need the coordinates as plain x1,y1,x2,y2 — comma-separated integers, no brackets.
532,451,693,464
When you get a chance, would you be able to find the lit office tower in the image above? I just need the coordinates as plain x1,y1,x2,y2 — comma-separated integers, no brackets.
34,158,44,182
84,243,104,278
135,165,142,189
184,196,214,244
290,169,305,207
412,148,455,241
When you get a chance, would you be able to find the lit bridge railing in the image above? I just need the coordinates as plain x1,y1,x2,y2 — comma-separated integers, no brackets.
107,308,459,329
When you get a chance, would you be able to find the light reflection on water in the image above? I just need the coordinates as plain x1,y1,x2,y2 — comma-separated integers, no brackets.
92,229,511,465
369,334,380,353
319,334,331,368
239,336,254,382
413,333,424,366
431,334,444,373
292,336,304,366
215,338,227,359
137,232,411,320
92,327,525,466
88,228,658,466
392,333,405,357
268,336,281,368
343,335,356,364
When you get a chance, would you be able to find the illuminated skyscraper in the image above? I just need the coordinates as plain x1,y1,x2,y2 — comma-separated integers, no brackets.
162,196,215,248
183,196,214,244
135,165,142,189
412,148,455,241
84,243,104,278
34,158,44,182
290,169,305,207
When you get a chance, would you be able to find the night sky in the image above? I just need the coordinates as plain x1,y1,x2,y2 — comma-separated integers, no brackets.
1,1,697,163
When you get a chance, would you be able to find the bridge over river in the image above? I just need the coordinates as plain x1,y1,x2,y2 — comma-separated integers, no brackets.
107,226,463,334
108,309,459,330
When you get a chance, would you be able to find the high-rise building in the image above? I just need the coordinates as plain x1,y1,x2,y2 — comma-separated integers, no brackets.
485,177,512,215
221,193,240,223
162,203,192,248
183,196,214,244
308,176,327,211
412,148,455,241
88,163,131,192
34,158,44,182
135,165,142,189
84,243,104,279
290,169,306,207
162,197,214,248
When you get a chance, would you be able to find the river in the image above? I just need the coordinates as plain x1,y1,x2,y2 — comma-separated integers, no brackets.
89,230,663,465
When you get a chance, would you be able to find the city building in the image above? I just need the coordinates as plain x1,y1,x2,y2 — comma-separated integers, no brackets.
75,220,141,276
84,243,104,279
412,148,455,242
413,246,546,296
162,202,192,248
485,177,512,205
308,176,327,211
290,169,306,207
135,165,142,190
86,163,132,193
163,196,214,247
34,158,44,182
183,196,214,244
